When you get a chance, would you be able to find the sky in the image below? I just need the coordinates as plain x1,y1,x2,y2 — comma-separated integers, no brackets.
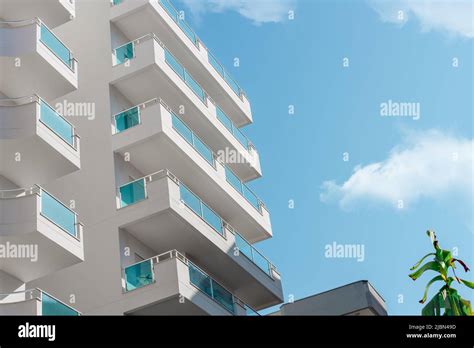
173,0,473,315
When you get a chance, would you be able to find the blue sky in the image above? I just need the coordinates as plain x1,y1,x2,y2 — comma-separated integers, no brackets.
174,0,473,315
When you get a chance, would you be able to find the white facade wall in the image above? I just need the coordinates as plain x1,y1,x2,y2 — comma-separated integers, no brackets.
0,0,282,316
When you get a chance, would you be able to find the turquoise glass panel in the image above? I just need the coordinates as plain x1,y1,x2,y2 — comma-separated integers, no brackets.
40,101,74,146
165,49,185,79
179,185,202,216
225,166,243,194
253,250,271,276
208,52,224,77
201,203,223,235
115,106,140,133
171,114,193,144
173,113,214,165
115,42,134,65
216,106,249,149
234,128,249,149
245,305,260,316
41,191,76,237
224,73,241,96
235,233,253,260
193,136,214,166
211,280,234,313
184,70,205,101
160,0,178,21
158,0,243,99
125,260,154,291
40,24,72,69
216,106,233,133
235,232,272,276
242,185,260,211
42,293,79,316
120,179,146,207
189,263,212,297
178,19,197,44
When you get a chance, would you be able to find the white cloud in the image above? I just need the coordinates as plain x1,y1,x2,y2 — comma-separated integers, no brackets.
320,130,473,209
368,0,473,38
179,0,296,25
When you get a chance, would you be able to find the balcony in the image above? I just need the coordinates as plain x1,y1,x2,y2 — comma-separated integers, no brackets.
112,100,270,240
0,18,78,100
121,250,260,315
110,0,252,126
0,288,80,315
115,170,282,309
111,34,261,181
0,0,75,28
0,96,80,187
0,186,84,282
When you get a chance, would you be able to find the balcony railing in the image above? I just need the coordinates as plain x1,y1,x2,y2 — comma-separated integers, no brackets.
114,104,141,134
215,106,251,150
118,177,146,208
113,98,262,213
224,165,262,212
112,34,254,151
0,95,79,149
170,109,215,167
41,291,80,315
156,0,246,100
124,257,154,291
0,19,77,72
117,170,277,279
0,186,82,239
188,261,234,313
158,0,197,45
40,189,80,238
0,185,82,239
39,97,77,148
0,289,80,316
160,39,253,150
39,20,77,72
233,229,275,277
123,250,260,315
179,183,224,236
113,41,134,65
164,49,206,102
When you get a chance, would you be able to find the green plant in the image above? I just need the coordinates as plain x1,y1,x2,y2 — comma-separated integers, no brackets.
409,230,473,316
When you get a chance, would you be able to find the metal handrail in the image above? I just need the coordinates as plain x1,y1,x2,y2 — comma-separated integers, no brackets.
0,186,83,241
117,169,276,276
0,18,37,27
110,0,248,100
39,288,82,315
0,288,81,315
223,221,279,276
155,0,247,100
111,33,254,151
0,185,41,199
123,249,260,315
0,95,80,150
0,18,78,72
36,18,78,72
111,94,264,211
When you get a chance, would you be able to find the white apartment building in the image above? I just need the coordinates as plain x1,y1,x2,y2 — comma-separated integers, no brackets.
0,0,284,315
